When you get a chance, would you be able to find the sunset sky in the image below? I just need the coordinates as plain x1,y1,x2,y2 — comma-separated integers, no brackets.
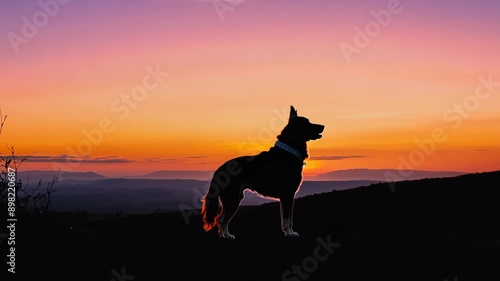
1,0,499,177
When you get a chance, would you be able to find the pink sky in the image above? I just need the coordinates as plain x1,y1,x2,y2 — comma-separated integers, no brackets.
1,0,499,177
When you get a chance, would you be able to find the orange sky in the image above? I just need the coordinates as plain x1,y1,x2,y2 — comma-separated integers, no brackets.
1,0,499,177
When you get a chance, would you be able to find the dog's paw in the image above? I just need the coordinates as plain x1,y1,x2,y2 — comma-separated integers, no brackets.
219,234,236,239
284,230,300,237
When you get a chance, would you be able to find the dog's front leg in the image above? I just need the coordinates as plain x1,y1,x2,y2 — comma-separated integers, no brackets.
280,196,299,237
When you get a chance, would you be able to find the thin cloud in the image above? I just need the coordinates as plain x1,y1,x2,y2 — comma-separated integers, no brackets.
309,155,369,161
22,155,133,164
335,111,420,120
146,157,178,162
145,156,207,163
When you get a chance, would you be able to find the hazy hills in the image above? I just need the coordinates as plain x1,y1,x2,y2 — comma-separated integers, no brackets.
131,170,213,180
16,168,468,214
17,170,106,182
49,179,378,214
18,168,466,182
311,168,465,181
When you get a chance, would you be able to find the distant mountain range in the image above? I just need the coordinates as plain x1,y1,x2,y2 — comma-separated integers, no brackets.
129,170,213,180
49,179,378,213
17,170,107,183
310,169,465,181
16,170,213,182
18,168,467,183
13,167,469,214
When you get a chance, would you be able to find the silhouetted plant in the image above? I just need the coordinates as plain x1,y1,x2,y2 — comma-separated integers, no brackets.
0,110,58,215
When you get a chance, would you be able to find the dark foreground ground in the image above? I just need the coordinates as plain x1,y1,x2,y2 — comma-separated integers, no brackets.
7,171,500,281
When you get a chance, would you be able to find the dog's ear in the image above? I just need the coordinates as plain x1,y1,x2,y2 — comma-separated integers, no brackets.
289,106,298,120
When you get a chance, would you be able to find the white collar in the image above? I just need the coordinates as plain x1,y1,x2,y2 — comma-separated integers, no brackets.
274,141,303,160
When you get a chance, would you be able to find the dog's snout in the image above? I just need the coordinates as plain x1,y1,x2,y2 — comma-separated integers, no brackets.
316,124,325,132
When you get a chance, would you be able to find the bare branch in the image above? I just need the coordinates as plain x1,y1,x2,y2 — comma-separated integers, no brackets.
0,109,7,137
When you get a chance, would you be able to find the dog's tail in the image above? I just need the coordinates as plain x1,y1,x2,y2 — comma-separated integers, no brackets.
201,183,220,232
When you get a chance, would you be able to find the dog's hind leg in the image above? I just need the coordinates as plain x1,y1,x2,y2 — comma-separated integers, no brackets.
218,191,243,239
280,195,299,237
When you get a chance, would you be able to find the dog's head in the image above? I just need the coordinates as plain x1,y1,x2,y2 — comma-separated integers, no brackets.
281,106,325,142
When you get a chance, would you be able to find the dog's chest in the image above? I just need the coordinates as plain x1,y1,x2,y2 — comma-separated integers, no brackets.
242,160,303,197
